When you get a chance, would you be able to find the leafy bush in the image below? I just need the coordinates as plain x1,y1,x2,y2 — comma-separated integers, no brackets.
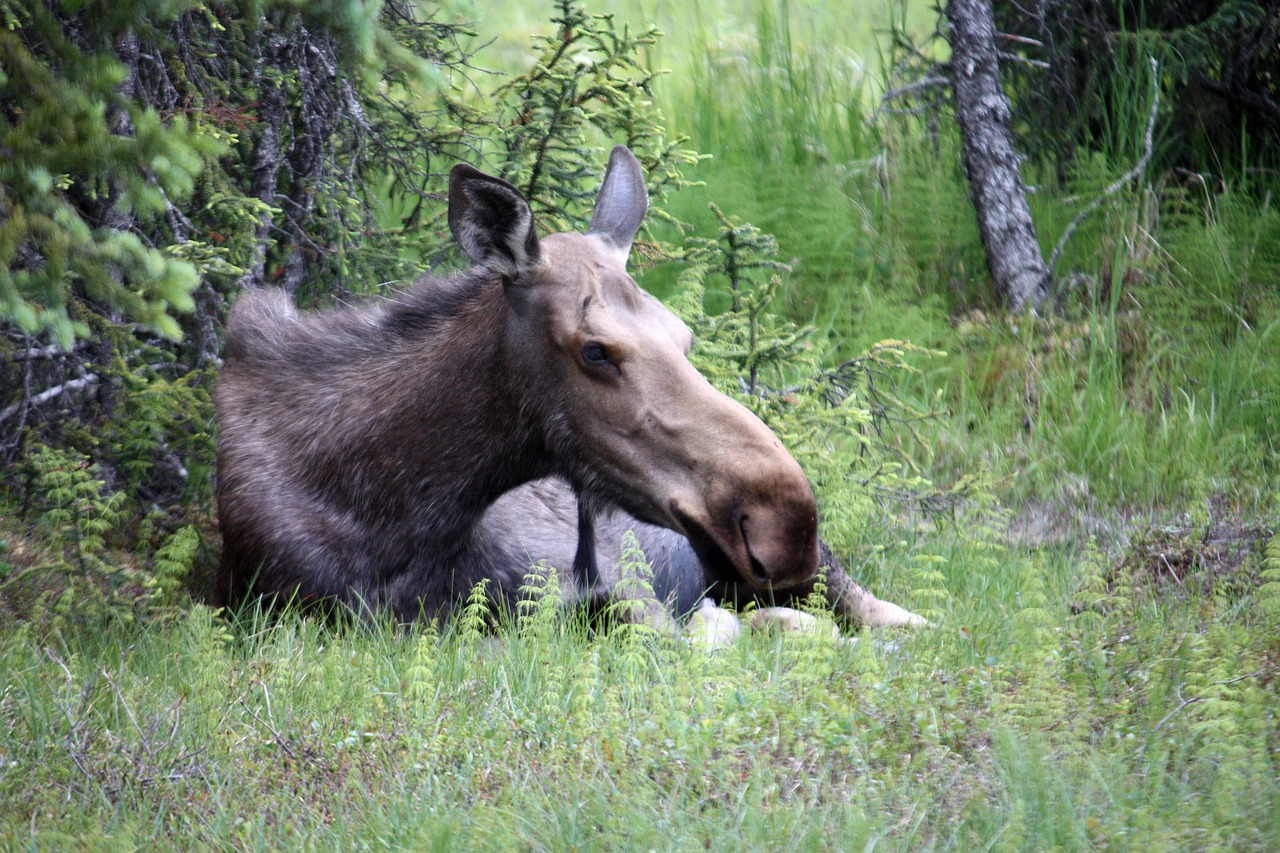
3,444,198,626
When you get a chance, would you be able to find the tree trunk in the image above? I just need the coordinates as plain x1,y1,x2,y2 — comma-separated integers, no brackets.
236,21,292,293
945,0,1049,313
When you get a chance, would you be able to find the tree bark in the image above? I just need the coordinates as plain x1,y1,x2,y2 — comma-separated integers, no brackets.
945,0,1049,313
236,22,292,293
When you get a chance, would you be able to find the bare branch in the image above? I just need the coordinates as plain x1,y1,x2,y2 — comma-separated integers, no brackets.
877,104,942,117
237,690,297,760
1150,686,1202,736
0,374,99,425
997,32,1044,48
1046,57,1160,279
998,51,1050,69
1148,670,1267,737
0,344,82,363
880,75,950,105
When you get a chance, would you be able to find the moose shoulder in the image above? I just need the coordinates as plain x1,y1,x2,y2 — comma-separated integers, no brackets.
215,146,820,621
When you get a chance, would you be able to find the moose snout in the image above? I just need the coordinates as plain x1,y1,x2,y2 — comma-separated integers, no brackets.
672,458,819,591
733,481,820,588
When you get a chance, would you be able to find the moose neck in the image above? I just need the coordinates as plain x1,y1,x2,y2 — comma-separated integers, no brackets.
336,274,558,552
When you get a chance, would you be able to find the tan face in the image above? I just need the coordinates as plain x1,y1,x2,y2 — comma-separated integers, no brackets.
513,232,819,589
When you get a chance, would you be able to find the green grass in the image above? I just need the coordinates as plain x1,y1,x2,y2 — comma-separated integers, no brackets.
2,530,1277,849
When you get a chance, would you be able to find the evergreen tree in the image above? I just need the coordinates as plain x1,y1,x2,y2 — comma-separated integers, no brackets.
0,0,485,618
0,0,213,348
1,0,480,463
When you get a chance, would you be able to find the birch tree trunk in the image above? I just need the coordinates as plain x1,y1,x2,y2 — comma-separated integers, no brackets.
946,0,1049,313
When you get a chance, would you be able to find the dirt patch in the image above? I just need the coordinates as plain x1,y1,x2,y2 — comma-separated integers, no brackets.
1011,490,1274,602
1118,495,1274,599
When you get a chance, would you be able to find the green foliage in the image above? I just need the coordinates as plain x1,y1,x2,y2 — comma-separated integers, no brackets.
675,204,801,394
600,530,671,642
7,444,195,625
457,577,492,642
878,129,988,307
147,524,200,603
0,4,216,346
675,0,875,167
24,444,127,571
1257,531,1280,626
0,0,953,637
516,562,565,642
3,541,1278,850
484,0,699,236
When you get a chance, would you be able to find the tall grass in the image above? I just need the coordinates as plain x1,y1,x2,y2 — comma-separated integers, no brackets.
675,0,872,166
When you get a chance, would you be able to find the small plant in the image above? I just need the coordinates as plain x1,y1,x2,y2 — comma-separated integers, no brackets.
457,578,492,642
488,0,699,235
1258,531,1280,626
16,444,130,624
604,530,663,632
517,562,565,642
8,444,196,625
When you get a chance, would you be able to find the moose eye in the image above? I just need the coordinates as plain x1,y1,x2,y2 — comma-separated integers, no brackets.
581,342,611,366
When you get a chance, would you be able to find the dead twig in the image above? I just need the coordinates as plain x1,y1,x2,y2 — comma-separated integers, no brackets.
0,343,84,363
237,682,298,760
998,52,1050,69
880,75,950,105
0,374,99,425
997,32,1044,48
1046,57,1160,279
1148,669,1267,737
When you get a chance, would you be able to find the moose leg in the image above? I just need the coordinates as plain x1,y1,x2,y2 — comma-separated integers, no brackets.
819,564,929,629
482,481,926,633
803,541,928,628
762,542,927,629
610,510,928,631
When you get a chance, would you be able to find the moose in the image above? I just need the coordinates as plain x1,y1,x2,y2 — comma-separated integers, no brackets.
215,146,923,632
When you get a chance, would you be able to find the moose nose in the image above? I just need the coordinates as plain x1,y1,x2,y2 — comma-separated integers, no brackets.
736,488,819,588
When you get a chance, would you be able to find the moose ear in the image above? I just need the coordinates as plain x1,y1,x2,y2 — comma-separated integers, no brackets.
448,165,542,278
587,146,648,261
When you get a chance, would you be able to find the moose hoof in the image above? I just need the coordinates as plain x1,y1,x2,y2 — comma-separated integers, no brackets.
684,599,742,650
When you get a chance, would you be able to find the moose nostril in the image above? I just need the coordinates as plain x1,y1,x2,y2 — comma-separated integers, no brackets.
739,515,770,584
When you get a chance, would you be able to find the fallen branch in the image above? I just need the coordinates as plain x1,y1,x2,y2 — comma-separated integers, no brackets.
1148,669,1267,737
0,373,99,425
878,75,950,113
1046,57,1160,279
238,684,298,760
